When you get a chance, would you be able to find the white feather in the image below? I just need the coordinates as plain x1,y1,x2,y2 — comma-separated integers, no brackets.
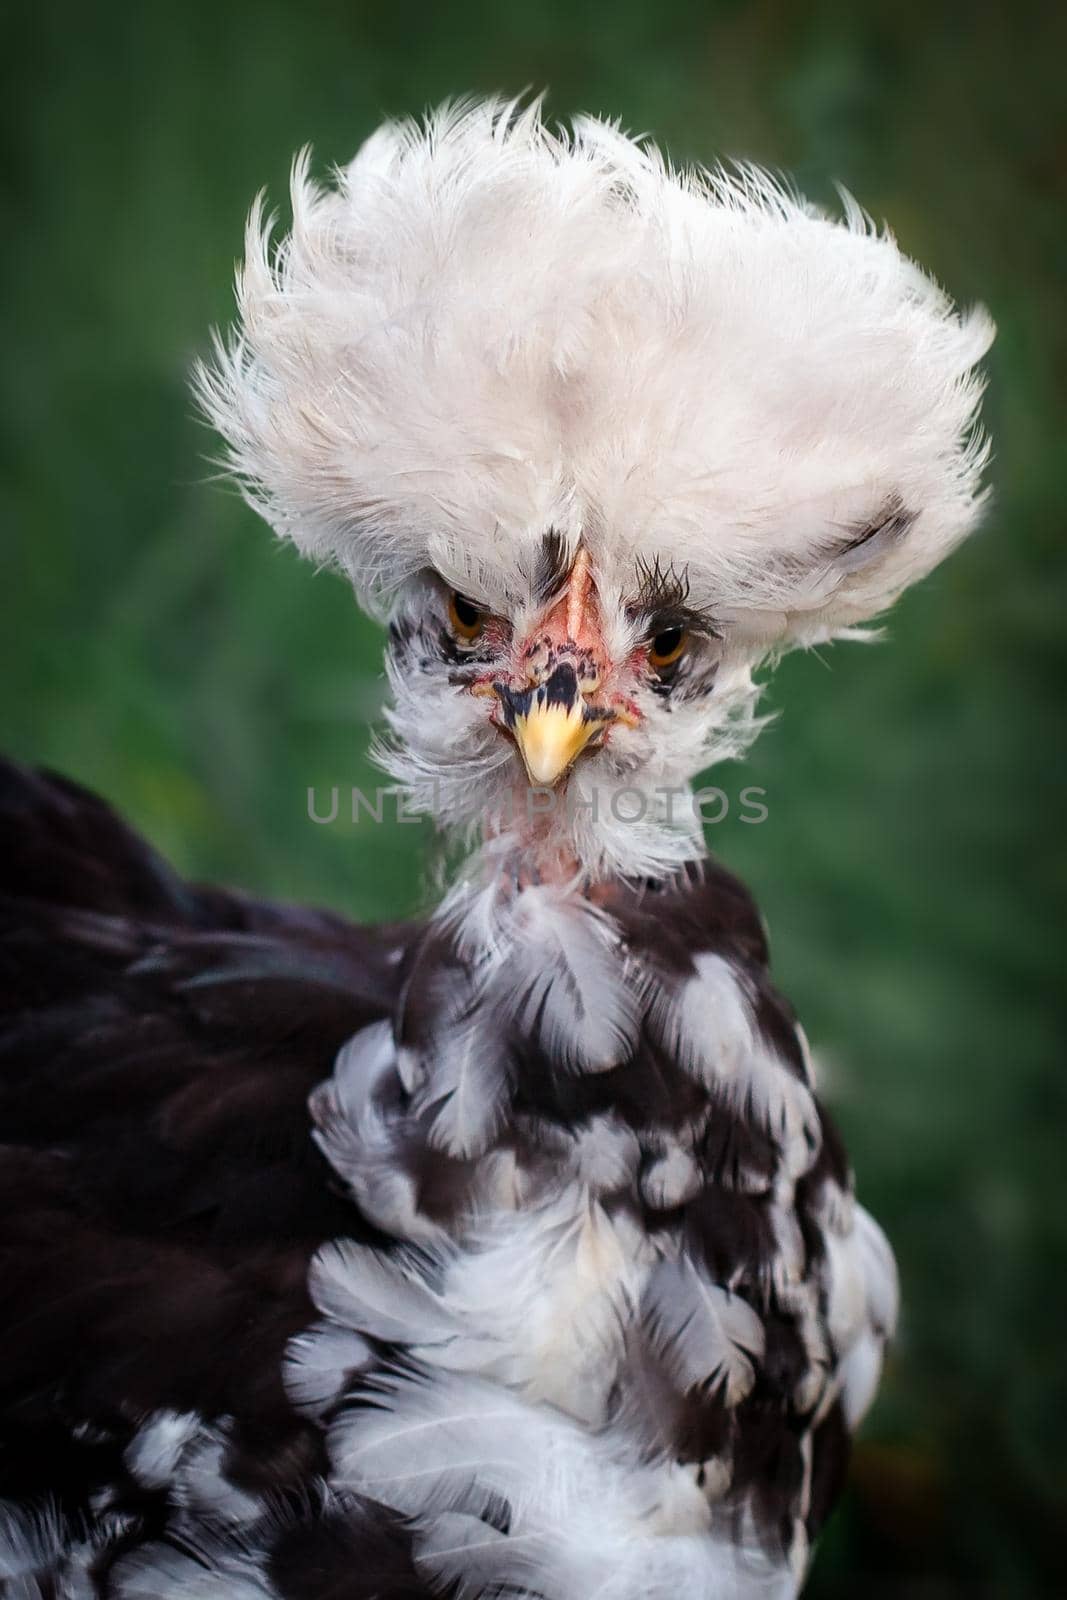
123,1411,202,1491
416,997,512,1159
651,954,821,1180
0,1500,97,1599
441,880,640,1074
282,1321,374,1418
311,1191,645,1428
640,1143,703,1210
310,1021,443,1243
642,1257,766,1406
329,1368,562,1519
309,1240,459,1347
818,1202,898,1429
121,1413,260,1527
501,887,640,1071
853,1203,900,1339
838,1326,886,1430
167,1425,262,1526
413,1511,519,1595
332,1368,794,1600
437,1195,645,1423
111,1542,276,1600
567,1112,643,1194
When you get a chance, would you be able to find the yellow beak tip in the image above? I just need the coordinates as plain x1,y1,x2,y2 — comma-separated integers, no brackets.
524,752,569,787
513,702,599,788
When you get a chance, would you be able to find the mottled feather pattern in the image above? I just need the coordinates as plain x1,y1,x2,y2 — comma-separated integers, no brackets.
499,886,641,1072
641,1257,766,1407
0,763,892,1598
418,1000,515,1159
284,858,891,1594
329,1368,795,1600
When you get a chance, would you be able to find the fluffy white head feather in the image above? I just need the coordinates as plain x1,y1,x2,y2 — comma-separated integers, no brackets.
198,95,992,637
196,97,994,878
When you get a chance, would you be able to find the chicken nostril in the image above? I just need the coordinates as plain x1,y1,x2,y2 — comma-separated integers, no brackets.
542,662,580,709
521,644,602,695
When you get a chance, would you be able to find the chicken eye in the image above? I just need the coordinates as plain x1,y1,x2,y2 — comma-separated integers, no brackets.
449,591,485,642
648,626,688,671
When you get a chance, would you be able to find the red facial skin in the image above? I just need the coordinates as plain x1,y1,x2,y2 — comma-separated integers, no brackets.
459,553,658,882
469,550,645,738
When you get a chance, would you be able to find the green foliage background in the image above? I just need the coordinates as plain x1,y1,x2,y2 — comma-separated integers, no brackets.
3,2,1065,1592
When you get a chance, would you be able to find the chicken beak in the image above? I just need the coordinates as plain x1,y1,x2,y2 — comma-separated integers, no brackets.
511,695,604,787
496,665,607,787
492,547,622,786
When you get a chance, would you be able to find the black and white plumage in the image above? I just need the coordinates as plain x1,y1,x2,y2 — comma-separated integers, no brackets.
1,100,991,1598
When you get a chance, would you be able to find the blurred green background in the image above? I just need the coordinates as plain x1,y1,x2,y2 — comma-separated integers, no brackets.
3,1,1065,1593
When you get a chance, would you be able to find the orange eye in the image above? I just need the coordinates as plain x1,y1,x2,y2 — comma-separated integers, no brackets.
449,591,484,642
648,626,688,671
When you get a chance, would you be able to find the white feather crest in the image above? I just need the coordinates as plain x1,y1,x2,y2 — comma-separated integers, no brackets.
197,96,993,645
